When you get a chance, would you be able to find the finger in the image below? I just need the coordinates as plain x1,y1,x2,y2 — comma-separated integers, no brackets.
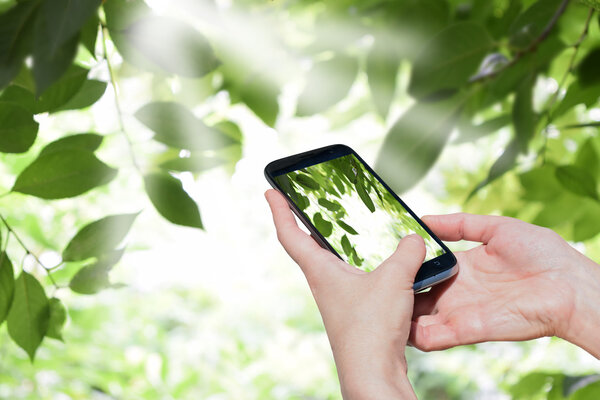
265,190,337,278
421,213,509,244
377,234,426,287
409,320,461,351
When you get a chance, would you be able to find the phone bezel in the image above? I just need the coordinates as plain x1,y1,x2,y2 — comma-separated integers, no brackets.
264,144,458,291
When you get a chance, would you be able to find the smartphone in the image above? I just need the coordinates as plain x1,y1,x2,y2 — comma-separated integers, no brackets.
264,144,458,291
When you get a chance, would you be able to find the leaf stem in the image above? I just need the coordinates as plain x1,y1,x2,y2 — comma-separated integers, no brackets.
0,214,59,289
100,24,143,174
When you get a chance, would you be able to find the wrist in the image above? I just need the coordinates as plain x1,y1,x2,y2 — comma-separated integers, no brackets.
557,253,600,359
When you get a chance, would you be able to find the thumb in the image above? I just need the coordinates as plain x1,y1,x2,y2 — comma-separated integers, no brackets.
377,234,426,287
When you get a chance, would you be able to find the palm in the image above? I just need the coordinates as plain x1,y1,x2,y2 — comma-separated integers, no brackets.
410,214,577,351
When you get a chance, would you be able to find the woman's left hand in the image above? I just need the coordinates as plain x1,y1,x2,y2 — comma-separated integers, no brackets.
266,189,424,399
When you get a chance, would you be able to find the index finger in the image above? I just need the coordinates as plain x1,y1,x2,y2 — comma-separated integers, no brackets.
421,213,510,244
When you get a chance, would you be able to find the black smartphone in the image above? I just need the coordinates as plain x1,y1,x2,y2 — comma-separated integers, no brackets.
264,144,458,291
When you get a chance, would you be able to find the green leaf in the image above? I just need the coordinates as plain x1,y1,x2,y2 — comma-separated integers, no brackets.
469,139,519,198
519,164,563,201
135,102,236,150
455,114,511,143
356,180,375,212
296,194,310,211
0,84,36,113
62,213,138,262
509,0,565,50
12,149,117,199
0,102,38,153
576,138,599,176
69,263,111,295
573,203,600,242
0,1,38,89
103,0,150,31
351,247,363,267
318,198,341,212
341,234,352,256
375,94,463,194
46,298,67,341
80,12,99,57
553,81,600,119
337,220,358,235
0,252,15,324
367,34,400,118
313,212,333,237
159,155,226,173
39,133,103,156
54,79,107,112
409,22,493,99
509,372,552,398
571,380,600,399
296,54,359,116
513,74,537,151
213,121,243,142
332,175,345,194
144,172,203,229
294,173,320,191
577,48,600,87
555,165,599,200
7,271,50,361
238,75,279,127
577,0,600,10
120,15,220,77
35,65,88,113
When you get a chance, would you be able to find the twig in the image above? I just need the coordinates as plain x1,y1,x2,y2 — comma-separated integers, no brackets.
101,25,143,173
470,0,571,84
0,214,59,288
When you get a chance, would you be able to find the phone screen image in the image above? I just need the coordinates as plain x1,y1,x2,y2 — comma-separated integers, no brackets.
272,153,446,272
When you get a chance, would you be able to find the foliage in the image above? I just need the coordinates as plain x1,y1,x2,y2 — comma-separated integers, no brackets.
0,0,599,398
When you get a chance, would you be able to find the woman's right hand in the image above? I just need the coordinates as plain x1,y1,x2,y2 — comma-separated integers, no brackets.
410,213,600,358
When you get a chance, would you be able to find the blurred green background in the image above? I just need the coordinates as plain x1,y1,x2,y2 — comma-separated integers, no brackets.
0,0,599,398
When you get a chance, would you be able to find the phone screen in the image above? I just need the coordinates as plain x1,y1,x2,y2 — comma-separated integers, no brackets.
273,153,446,272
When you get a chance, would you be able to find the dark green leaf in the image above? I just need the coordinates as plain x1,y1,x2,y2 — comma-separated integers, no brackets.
555,165,599,200
469,139,520,198
341,234,352,256
294,173,320,191
296,194,310,211
519,164,563,201
39,133,103,156
576,138,599,176
69,263,111,295
144,172,203,229
455,114,511,143
12,149,117,199
367,34,400,118
553,81,600,119
103,0,150,31
0,1,38,89
513,74,537,151
577,48,600,87
54,79,107,112
409,22,493,99
239,75,279,127
351,247,363,267
375,95,463,194
356,180,375,212
296,54,359,116
313,212,333,237
332,175,345,194
508,0,565,50
80,12,99,57
318,198,341,212
160,155,226,173
0,252,15,324
35,65,88,113
337,220,358,235
62,213,138,262
46,298,67,341
562,122,600,129
0,84,36,113
0,102,38,153
274,174,298,202
7,271,49,361
135,102,236,150
121,16,220,77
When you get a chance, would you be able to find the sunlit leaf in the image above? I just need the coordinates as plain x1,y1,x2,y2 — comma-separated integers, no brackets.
519,164,563,201
46,298,67,341
455,114,511,143
375,94,463,194
313,212,332,237
35,65,88,113
238,75,279,127
135,102,237,151
69,263,111,295
555,165,599,200
160,155,226,173
469,139,519,198
144,172,203,229
39,133,103,156
54,79,107,112
553,81,600,119
296,54,359,116
7,272,49,361
0,252,15,324
12,149,117,199
0,102,38,153
62,213,138,262
409,22,493,99
332,175,346,194
318,198,341,212
573,202,600,242
337,220,358,235
367,34,400,118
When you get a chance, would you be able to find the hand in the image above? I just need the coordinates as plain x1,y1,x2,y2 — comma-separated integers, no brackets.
410,213,600,358
266,189,423,400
